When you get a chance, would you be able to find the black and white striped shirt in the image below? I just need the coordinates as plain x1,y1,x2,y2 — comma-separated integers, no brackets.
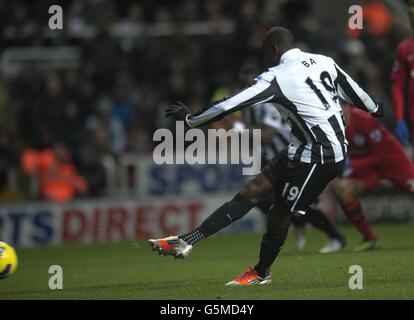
243,102,291,162
185,48,379,164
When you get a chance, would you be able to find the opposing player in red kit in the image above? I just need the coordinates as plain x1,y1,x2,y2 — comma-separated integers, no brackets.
335,103,414,252
391,0,414,147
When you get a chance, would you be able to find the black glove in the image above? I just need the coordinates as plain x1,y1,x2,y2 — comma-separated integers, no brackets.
371,100,384,118
165,101,190,121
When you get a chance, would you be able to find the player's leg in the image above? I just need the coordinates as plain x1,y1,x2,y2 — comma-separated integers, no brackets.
253,160,344,280
382,153,414,193
256,194,310,251
290,205,345,253
305,207,344,242
226,157,344,285
335,178,377,251
256,188,311,251
290,213,307,251
302,207,346,253
255,196,274,215
236,180,344,253
180,173,273,240
149,172,275,258
253,200,292,278
225,198,291,286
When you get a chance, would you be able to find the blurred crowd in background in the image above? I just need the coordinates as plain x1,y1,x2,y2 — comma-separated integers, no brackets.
0,0,411,202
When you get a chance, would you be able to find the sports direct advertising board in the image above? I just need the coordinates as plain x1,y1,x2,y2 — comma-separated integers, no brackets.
1,193,413,248
1,157,414,248
0,197,266,248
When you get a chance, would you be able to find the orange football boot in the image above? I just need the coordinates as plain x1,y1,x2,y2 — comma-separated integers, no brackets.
225,267,271,286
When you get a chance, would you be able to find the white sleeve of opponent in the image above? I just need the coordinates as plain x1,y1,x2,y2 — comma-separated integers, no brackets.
259,103,285,130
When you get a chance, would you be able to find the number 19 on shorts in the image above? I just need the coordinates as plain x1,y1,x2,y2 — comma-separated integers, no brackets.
282,182,300,201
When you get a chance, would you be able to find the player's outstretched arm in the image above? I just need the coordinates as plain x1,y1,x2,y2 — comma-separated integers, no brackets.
334,64,383,118
165,72,278,128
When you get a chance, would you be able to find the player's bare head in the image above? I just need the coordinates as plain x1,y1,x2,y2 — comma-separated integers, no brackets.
262,26,295,67
408,0,414,28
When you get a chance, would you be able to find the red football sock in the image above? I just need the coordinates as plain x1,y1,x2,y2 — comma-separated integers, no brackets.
341,199,376,241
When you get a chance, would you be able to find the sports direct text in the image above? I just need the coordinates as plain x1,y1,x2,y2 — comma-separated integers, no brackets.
153,121,262,175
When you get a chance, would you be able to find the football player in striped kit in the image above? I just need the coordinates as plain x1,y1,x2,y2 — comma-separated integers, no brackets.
237,61,346,254
149,26,383,286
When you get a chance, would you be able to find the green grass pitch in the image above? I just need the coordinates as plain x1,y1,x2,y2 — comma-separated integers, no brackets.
1,223,414,299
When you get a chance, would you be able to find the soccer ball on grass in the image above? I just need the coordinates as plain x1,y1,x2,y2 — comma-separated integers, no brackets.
0,242,18,279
